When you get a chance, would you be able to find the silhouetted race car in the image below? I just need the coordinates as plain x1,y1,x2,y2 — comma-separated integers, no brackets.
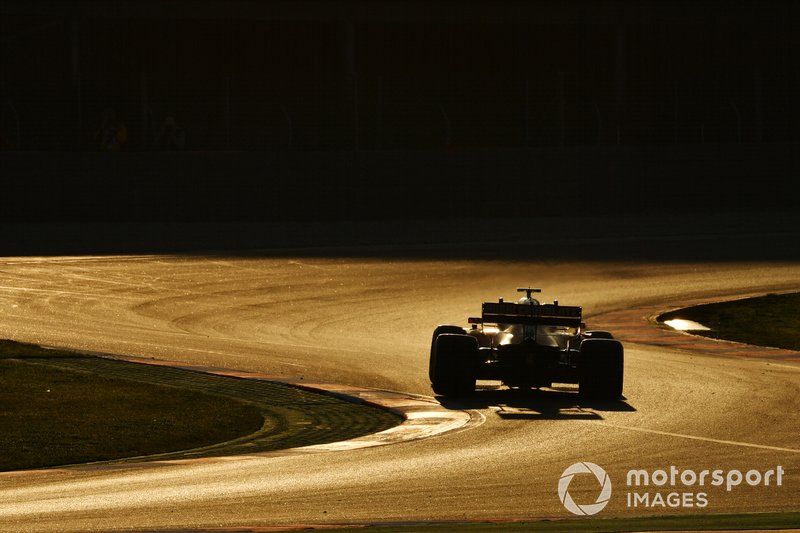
429,288,623,399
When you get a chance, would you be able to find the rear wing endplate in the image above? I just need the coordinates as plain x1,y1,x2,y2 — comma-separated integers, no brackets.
482,301,582,327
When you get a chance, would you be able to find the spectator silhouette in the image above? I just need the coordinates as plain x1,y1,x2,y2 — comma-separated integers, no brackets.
155,115,185,150
94,108,128,151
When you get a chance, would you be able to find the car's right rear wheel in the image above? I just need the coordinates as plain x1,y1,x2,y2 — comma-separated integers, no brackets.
579,338,624,400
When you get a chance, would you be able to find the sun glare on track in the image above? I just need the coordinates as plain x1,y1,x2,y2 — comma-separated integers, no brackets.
663,319,711,331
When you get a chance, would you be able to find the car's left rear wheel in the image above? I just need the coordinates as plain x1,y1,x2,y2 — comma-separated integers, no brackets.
430,333,479,396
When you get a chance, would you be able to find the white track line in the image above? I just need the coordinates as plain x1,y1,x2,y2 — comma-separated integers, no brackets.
588,421,800,454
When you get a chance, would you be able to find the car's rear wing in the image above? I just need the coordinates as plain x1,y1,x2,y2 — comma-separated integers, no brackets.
481,301,582,327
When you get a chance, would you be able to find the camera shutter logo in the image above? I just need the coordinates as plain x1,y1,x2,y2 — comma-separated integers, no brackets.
558,462,612,516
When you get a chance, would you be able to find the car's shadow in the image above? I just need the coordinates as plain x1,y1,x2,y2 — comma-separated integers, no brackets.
436,385,636,420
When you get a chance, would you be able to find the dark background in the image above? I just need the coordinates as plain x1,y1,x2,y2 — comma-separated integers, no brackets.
0,1,798,245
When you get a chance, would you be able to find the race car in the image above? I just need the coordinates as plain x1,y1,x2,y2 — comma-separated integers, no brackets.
429,288,623,399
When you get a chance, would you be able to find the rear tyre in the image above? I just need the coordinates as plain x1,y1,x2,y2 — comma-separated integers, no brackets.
579,338,624,400
429,325,466,381
430,334,479,396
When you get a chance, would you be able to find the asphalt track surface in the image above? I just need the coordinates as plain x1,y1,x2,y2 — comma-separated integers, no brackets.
0,214,798,532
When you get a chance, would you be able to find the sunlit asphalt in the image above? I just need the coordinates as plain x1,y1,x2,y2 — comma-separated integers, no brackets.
0,214,798,531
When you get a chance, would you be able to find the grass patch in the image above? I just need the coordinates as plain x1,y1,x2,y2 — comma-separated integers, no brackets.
0,340,264,471
658,292,800,351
